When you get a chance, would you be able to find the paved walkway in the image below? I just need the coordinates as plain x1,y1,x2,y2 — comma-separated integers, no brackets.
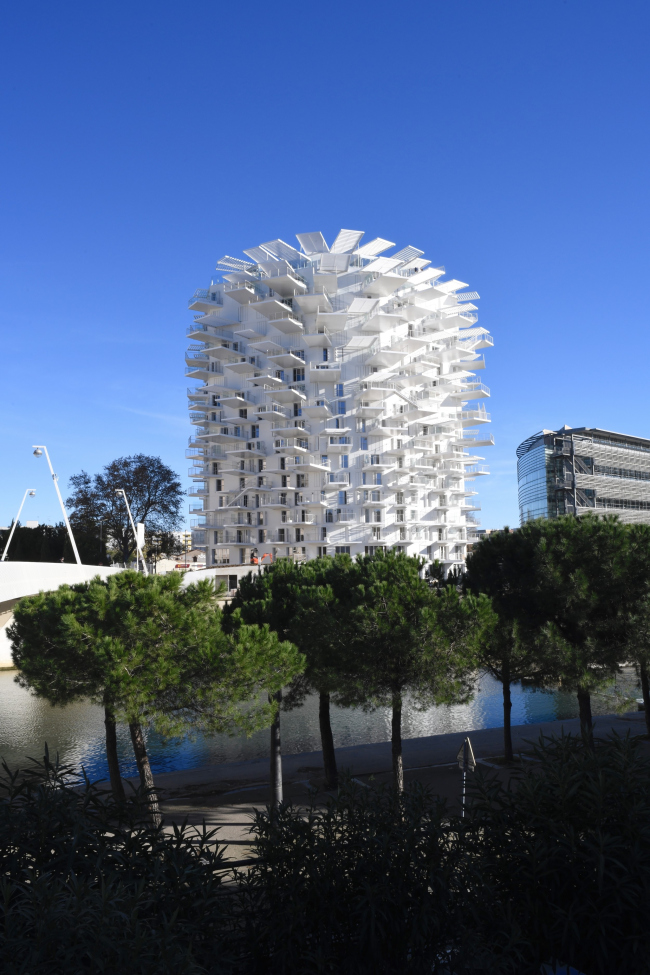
139,710,648,866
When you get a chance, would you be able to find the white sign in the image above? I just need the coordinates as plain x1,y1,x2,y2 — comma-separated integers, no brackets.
456,737,476,772
136,522,145,549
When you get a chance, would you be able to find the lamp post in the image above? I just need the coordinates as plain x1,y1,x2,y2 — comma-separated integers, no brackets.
114,489,148,575
1,489,36,562
32,446,82,565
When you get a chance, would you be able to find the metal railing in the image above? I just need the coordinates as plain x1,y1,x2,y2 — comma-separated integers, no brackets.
189,289,223,306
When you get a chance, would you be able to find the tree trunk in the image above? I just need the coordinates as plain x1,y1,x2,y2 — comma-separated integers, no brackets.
129,720,161,825
391,691,404,793
104,706,125,801
577,688,594,747
502,662,514,764
640,661,650,738
319,691,338,790
269,690,283,814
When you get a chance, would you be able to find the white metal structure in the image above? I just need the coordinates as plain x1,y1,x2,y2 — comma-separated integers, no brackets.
114,489,148,575
33,446,82,565
1,490,36,561
185,231,493,572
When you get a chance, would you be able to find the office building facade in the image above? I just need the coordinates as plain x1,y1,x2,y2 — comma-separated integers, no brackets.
517,426,650,525
186,229,493,568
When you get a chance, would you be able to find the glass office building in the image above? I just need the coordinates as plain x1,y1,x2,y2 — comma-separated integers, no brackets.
517,426,650,526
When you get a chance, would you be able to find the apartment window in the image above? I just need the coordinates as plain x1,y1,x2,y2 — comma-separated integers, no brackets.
229,575,238,591
360,437,368,451
280,457,286,471
211,412,218,421
296,474,306,488
257,476,264,487
281,510,288,523
335,384,344,397
258,529,265,543
358,419,367,433
373,510,381,523
335,546,350,554
293,368,305,382
321,455,328,465
396,492,404,504
321,527,327,540
212,462,220,475
336,401,347,415
318,546,328,556
296,349,305,360
212,396,220,407
278,528,285,542
322,348,329,361
279,492,287,505
371,490,380,502
258,459,264,472
239,478,246,490
400,527,407,541
410,510,417,521
242,495,248,507
341,455,349,468
221,427,229,436
295,528,303,542
215,479,222,492
236,530,243,543
234,426,241,437
293,403,302,416
326,510,334,523
338,491,348,506
372,527,381,539
239,408,248,419
213,531,223,544
396,509,405,522
251,425,259,438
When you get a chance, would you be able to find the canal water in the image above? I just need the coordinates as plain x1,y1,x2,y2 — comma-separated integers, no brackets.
0,669,639,782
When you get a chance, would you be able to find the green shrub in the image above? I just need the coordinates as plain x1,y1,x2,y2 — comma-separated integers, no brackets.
0,749,238,974
3,735,650,974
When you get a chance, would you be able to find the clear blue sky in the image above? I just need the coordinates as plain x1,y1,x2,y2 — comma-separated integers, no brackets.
1,0,648,533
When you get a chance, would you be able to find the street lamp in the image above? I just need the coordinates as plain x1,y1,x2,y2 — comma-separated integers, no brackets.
1,489,36,562
32,446,81,565
114,489,148,575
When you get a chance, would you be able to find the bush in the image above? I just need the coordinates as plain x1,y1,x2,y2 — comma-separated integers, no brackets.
3,735,650,974
0,749,238,974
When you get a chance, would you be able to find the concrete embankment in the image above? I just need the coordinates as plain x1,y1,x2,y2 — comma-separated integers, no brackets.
142,710,648,864
144,709,648,799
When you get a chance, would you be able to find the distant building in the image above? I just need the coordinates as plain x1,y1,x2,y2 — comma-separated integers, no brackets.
517,426,650,525
186,229,494,570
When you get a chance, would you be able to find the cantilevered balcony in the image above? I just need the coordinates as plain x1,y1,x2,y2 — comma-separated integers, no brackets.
448,382,490,401
273,437,310,454
461,409,491,426
188,289,223,313
259,266,308,298
224,281,262,304
308,363,342,381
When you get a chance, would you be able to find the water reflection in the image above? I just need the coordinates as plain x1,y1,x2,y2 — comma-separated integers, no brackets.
0,669,637,782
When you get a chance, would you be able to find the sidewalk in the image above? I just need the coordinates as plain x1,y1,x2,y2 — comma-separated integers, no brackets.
147,710,648,865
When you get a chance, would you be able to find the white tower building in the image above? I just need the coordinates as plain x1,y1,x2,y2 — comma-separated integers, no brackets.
186,230,493,571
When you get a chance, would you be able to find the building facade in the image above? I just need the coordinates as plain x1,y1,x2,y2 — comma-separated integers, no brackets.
186,230,493,569
517,426,650,525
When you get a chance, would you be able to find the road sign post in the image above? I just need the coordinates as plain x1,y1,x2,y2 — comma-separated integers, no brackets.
456,736,476,818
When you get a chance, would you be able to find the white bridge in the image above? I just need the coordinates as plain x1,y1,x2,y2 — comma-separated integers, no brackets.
0,562,121,668
0,561,256,668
